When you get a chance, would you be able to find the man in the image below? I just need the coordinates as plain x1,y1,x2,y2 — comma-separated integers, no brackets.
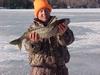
24,0,74,75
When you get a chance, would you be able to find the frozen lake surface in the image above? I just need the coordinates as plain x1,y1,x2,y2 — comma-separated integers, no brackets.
0,9,100,75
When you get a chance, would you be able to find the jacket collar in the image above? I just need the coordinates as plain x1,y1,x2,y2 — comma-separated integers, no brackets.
34,16,57,27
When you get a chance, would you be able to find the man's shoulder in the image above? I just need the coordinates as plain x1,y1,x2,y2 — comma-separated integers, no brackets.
27,21,40,31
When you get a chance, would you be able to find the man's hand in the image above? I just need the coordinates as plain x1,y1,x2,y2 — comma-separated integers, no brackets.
27,32,40,42
58,23,68,33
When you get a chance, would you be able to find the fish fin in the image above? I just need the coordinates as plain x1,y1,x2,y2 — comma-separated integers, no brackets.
18,42,22,50
9,38,22,50
9,39,18,45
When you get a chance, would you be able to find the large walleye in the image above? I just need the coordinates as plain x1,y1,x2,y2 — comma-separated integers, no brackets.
9,18,70,50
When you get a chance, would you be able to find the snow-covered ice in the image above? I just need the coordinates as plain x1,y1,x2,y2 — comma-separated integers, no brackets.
0,9,100,75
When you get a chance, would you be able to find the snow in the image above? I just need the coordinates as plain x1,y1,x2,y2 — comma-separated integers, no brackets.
0,9,100,75
1,8,100,12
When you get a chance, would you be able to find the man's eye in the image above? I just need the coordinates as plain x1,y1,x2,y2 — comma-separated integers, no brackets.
40,10,43,12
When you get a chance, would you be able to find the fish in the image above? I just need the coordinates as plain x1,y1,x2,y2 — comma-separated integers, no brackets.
9,18,70,50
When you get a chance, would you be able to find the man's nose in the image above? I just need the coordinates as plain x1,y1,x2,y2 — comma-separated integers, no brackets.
42,10,48,15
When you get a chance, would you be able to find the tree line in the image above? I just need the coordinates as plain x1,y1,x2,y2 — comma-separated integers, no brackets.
0,0,100,9
0,0,33,9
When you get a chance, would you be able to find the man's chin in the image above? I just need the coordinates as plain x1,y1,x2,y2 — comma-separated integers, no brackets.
42,19,48,22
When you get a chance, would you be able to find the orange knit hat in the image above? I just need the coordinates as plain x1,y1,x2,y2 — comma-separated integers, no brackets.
33,0,52,17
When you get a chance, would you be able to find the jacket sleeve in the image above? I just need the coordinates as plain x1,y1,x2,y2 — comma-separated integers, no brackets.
57,28,74,64
58,28,75,45
58,28,75,46
64,28,75,45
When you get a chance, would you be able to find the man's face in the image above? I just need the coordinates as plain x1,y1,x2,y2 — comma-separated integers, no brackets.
37,8,50,22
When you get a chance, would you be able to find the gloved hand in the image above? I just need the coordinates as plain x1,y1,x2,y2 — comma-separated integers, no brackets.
27,32,40,43
58,23,68,34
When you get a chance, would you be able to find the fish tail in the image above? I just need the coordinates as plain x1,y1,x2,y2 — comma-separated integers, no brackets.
9,38,22,50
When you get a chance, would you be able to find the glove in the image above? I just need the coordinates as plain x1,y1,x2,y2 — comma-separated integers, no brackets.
27,32,40,43
58,23,68,34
